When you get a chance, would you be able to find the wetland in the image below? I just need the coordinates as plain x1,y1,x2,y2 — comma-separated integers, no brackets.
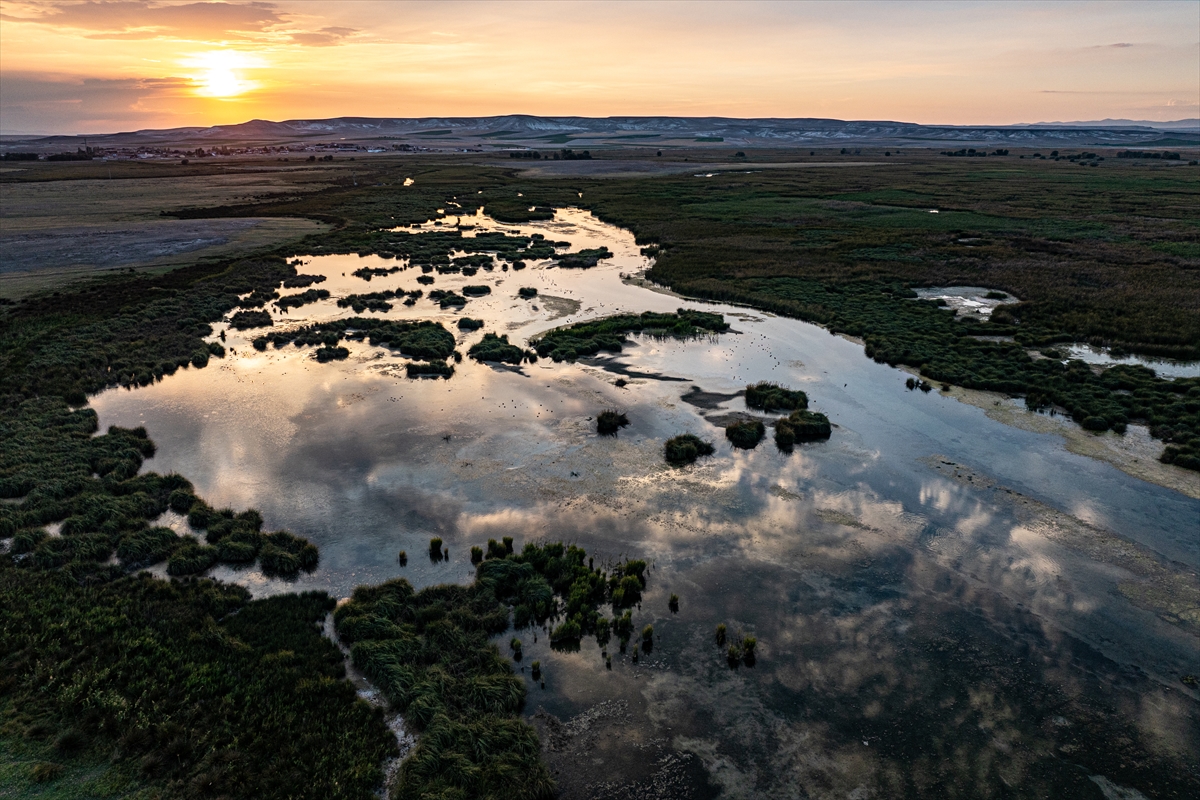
2,154,1198,799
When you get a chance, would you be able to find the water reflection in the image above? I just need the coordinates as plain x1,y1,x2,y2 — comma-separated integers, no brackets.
90,209,1200,796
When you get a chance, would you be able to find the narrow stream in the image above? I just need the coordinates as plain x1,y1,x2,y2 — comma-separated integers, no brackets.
91,208,1199,797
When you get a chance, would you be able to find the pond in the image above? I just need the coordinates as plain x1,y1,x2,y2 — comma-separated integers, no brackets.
91,208,1199,798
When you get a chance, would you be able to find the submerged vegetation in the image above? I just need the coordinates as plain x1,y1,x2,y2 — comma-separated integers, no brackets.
665,433,716,466
531,309,729,362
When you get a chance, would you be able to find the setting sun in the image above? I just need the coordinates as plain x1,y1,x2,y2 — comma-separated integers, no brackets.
189,51,259,99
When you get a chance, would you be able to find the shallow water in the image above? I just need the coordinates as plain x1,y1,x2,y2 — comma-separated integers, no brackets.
92,209,1199,798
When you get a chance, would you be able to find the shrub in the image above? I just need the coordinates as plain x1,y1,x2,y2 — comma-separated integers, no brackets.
457,317,484,331
429,537,443,559
597,409,630,436
462,285,492,297
716,623,727,644
471,545,484,564
725,419,765,449
642,624,654,642
669,593,679,612
518,287,538,299
664,434,715,466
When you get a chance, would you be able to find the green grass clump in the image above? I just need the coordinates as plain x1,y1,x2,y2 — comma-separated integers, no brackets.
775,410,832,450
462,285,492,297
669,593,680,612
518,287,538,299
165,537,218,576
259,530,320,576
745,382,808,411
458,317,485,331
597,409,630,436
468,333,531,365
531,309,728,362
716,623,727,644
664,434,715,466
725,418,765,448
229,309,273,330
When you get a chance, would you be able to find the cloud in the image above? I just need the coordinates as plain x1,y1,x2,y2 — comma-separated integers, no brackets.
1,1,282,39
288,26,357,47
0,71,194,133
0,1,355,45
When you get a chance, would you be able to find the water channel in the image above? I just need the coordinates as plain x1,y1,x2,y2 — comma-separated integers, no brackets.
91,208,1199,798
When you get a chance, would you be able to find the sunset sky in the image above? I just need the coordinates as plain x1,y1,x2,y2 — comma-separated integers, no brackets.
0,0,1196,135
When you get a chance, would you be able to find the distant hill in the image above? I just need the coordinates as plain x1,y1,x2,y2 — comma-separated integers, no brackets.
3,115,1197,152
1025,118,1198,131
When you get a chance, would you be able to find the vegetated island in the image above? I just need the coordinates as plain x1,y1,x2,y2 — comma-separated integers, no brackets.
665,433,716,466
744,382,832,449
531,309,729,362
468,332,536,365
253,318,455,361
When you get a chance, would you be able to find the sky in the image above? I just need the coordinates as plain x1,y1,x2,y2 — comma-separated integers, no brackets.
0,0,1196,135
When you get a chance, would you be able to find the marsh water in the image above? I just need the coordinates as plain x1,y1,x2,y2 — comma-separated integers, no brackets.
92,209,1199,798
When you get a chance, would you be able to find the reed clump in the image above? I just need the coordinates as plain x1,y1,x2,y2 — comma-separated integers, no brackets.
725,419,765,449
597,409,630,436
775,410,832,450
745,382,807,412
664,434,715,466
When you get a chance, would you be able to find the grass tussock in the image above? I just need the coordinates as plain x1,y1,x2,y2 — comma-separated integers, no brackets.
596,409,630,436
725,419,765,449
664,434,715,466
775,410,832,450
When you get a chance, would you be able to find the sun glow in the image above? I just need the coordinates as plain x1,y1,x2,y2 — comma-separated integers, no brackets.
188,51,261,98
